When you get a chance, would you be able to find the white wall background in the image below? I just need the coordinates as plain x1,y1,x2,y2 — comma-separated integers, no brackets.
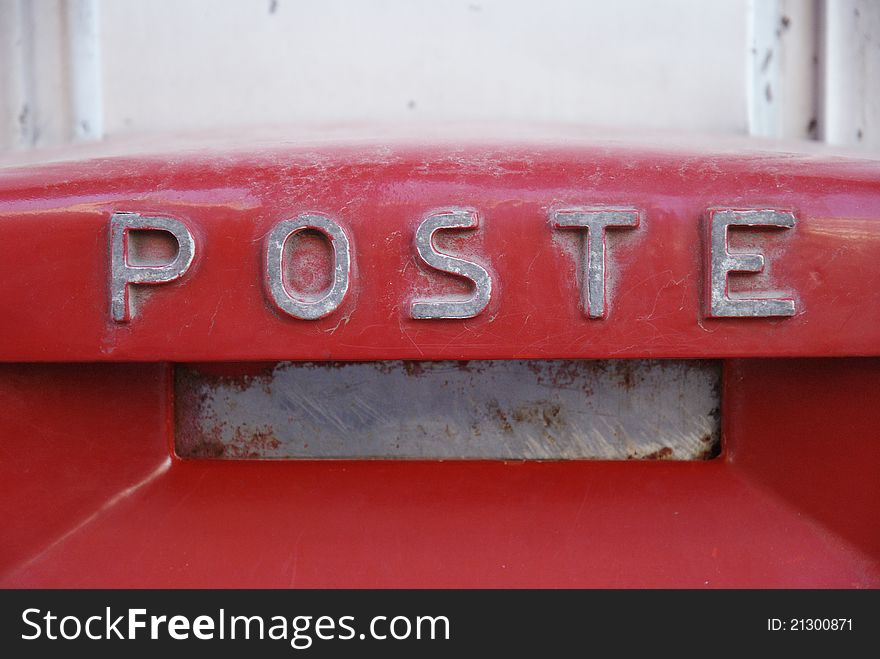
1,0,877,152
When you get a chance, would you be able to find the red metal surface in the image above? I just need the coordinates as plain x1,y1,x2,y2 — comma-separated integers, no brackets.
0,139,879,360
1,134,878,587
0,359,878,587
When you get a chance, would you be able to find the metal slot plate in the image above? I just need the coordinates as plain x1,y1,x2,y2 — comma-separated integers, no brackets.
175,360,721,460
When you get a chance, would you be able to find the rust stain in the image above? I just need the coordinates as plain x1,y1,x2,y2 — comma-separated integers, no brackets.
642,446,674,460
223,426,282,459
402,361,425,377
696,436,723,461
492,404,513,433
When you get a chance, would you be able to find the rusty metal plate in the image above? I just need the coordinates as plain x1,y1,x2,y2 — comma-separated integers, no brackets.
175,360,721,460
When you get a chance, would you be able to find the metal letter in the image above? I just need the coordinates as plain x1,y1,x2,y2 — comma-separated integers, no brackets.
707,209,796,317
552,208,640,319
266,214,351,320
110,212,196,322
411,210,492,319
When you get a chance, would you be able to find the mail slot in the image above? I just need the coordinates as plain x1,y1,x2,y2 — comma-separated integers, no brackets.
174,359,722,460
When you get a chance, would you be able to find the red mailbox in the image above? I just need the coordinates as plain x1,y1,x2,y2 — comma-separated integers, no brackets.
1,130,878,587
